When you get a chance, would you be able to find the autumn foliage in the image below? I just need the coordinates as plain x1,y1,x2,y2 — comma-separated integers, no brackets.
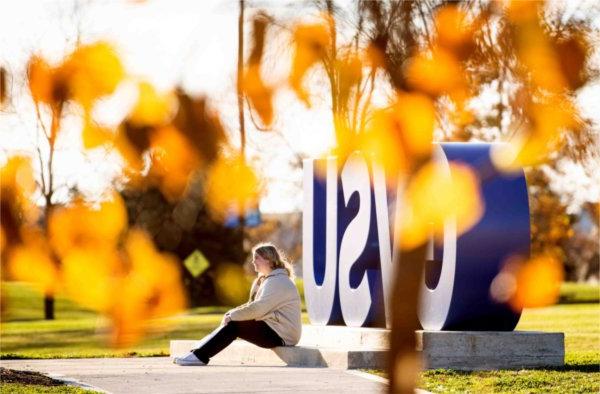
0,1,596,360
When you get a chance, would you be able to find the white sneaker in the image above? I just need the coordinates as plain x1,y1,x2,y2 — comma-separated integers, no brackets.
173,352,206,366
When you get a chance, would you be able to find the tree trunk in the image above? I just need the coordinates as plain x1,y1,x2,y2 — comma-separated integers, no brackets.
237,0,247,237
388,244,427,394
43,196,56,320
44,295,55,320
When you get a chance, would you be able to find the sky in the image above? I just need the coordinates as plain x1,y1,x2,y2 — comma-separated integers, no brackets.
0,0,338,213
1,0,599,214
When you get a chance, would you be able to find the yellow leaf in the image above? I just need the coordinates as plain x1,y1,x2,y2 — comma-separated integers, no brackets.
111,229,186,346
95,193,128,243
82,112,113,149
114,126,146,173
8,245,59,295
48,194,127,257
214,263,252,306
491,255,563,311
359,93,435,180
360,109,410,178
1,156,36,196
491,96,577,170
505,0,540,24
150,126,201,200
289,21,330,106
406,48,464,97
62,247,121,312
242,65,274,127
129,81,174,127
520,44,567,93
0,226,6,254
399,161,483,250
27,56,54,105
61,41,125,108
393,93,436,157
0,156,38,225
204,154,261,220
434,5,476,59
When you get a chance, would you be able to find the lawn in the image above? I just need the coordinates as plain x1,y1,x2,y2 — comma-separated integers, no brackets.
417,302,600,394
0,281,311,359
0,383,91,393
1,281,598,393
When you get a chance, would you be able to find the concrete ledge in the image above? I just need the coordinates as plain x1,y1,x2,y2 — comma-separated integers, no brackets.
171,326,564,370
299,325,388,349
417,330,565,370
170,339,387,369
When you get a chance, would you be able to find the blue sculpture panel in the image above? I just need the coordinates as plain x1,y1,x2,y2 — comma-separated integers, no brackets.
303,143,530,331
418,143,529,331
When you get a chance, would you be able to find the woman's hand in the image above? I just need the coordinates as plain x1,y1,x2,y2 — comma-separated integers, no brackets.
221,314,232,326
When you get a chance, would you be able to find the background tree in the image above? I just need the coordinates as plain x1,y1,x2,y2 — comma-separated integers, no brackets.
273,1,598,392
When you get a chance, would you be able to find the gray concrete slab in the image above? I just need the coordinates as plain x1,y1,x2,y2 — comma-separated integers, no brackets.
417,330,565,370
170,340,387,369
0,357,388,394
172,328,565,371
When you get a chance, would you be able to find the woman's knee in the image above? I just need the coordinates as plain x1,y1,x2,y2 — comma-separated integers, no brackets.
224,320,239,334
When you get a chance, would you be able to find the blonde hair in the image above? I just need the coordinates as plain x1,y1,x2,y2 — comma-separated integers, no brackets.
252,242,294,279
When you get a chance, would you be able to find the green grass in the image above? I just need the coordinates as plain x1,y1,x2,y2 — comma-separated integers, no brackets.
0,383,92,393
367,282,600,393
420,368,599,394
416,302,600,393
0,281,310,359
559,282,599,304
517,303,599,367
2,281,598,393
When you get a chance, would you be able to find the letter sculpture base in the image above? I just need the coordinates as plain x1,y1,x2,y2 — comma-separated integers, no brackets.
170,325,564,370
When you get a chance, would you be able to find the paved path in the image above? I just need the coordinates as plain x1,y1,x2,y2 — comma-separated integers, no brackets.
1,357,389,393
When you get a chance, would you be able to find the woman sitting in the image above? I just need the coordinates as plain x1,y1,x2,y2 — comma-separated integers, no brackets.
174,243,302,366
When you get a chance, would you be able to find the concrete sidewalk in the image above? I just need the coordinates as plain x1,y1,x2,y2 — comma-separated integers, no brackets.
0,357,389,393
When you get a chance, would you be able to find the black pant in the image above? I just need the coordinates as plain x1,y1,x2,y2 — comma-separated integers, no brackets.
192,320,284,364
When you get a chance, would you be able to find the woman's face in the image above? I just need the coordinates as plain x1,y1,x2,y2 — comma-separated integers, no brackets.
252,253,272,275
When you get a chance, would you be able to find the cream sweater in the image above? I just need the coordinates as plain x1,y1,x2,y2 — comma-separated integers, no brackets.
226,268,302,346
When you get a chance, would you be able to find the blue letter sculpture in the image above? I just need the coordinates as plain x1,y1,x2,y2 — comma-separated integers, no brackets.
303,143,530,331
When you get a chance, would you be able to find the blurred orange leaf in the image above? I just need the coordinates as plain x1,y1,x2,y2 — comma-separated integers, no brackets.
8,244,59,295
491,255,564,311
49,193,127,258
27,56,55,105
0,226,6,254
242,65,274,127
62,247,121,312
399,161,483,250
112,229,186,346
214,262,251,306
61,41,125,109
129,81,174,127
492,96,577,170
359,93,435,179
406,48,464,97
393,93,436,157
82,113,113,149
149,126,201,200
434,5,477,60
205,154,261,220
555,34,589,90
289,21,330,106
0,156,38,233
